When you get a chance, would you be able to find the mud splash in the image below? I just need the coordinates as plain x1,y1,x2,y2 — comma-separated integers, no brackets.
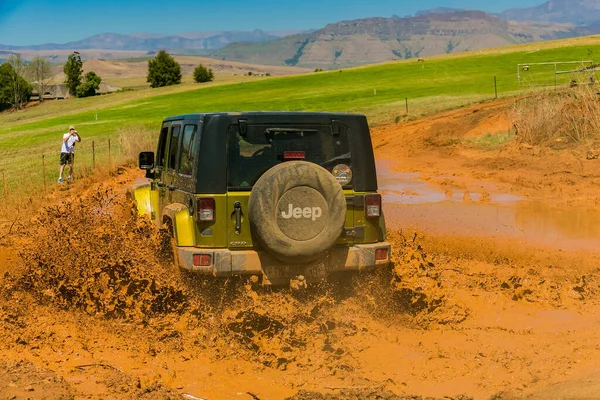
7,172,596,398
216,289,359,371
353,231,469,329
1,182,469,386
17,187,188,321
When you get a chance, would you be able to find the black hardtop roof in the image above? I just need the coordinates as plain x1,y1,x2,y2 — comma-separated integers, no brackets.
176,111,376,194
163,111,365,122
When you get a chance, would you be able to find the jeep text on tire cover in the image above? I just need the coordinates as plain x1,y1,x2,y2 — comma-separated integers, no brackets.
134,112,391,285
280,204,323,221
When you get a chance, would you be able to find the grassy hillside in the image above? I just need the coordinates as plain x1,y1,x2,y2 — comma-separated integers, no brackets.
1,37,600,192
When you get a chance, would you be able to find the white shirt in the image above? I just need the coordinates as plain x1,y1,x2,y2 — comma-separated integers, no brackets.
61,133,78,153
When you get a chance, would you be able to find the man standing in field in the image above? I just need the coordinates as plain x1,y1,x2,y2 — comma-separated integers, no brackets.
58,125,81,183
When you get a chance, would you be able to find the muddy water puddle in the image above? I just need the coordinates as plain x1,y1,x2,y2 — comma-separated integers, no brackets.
377,162,600,252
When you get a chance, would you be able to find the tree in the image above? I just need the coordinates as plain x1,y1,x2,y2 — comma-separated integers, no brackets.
27,56,53,101
193,64,214,83
7,55,31,110
0,62,32,111
64,51,83,97
75,71,102,98
0,63,15,111
147,50,181,88
0,56,32,111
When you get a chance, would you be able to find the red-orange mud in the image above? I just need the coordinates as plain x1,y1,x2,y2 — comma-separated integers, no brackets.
2,100,600,399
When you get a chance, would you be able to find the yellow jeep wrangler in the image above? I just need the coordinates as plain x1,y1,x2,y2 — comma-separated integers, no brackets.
133,112,390,285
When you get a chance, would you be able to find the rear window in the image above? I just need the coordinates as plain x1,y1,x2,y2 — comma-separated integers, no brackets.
227,124,351,190
179,124,197,176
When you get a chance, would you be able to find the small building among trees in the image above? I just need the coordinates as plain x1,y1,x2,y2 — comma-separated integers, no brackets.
29,82,121,101
30,84,69,101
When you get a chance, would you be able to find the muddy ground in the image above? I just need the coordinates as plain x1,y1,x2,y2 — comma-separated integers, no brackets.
2,99,600,399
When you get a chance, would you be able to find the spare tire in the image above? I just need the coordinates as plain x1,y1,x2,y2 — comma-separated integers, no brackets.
248,161,347,264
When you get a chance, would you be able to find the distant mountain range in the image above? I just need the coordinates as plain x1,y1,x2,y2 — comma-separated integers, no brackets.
415,7,468,16
2,1,600,68
0,29,292,52
209,10,595,68
414,0,600,25
498,0,600,25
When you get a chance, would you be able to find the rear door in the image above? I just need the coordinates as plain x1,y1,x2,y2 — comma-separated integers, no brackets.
225,119,355,250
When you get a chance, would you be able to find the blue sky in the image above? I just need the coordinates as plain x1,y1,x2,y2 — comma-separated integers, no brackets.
0,0,545,46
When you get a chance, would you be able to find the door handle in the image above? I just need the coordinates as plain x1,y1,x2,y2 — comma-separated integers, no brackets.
168,185,177,191
234,202,242,234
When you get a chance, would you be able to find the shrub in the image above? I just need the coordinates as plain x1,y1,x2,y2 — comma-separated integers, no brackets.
193,64,214,83
147,50,182,88
75,71,102,98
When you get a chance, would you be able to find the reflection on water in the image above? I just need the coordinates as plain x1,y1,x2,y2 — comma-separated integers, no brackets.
376,161,522,205
377,162,600,252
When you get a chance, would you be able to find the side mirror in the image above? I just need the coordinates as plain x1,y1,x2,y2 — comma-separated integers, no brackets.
139,152,155,170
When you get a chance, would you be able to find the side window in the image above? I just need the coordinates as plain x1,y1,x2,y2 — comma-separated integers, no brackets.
156,127,169,168
179,124,198,176
167,125,181,170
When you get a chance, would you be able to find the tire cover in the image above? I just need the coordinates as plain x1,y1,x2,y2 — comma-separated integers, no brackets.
248,161,347,263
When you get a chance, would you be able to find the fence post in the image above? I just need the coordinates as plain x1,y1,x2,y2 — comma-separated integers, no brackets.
2,172,6,197
42,155,47,193
405,97,409,114
494,76,498,99
92,141,95,169
108,139,111,166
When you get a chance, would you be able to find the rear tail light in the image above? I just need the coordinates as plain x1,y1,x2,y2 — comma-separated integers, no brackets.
283,151,306,160
193,254,212,266
375,248,389,261
196,197,215,222
365,194,381,219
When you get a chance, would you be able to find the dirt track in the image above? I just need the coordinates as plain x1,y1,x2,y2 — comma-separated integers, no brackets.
2,100,600,399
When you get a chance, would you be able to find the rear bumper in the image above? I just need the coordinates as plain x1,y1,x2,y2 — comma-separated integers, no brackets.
176,242,391,285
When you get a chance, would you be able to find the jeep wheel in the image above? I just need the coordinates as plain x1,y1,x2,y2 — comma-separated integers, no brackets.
248,161,347,263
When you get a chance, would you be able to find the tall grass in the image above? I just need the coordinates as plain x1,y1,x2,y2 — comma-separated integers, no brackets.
513,86,600,145
118,123,157,165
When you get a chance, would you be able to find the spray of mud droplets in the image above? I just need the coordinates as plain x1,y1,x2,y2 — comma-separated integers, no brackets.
18,187,188,321
12,184,468,386
352,231,469,328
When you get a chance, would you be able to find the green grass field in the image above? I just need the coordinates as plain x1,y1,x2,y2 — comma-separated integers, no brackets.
1,37,600,193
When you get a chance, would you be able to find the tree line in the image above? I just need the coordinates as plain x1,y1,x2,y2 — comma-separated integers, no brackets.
0,50,215,112
147,50,214,88
0,52,104,111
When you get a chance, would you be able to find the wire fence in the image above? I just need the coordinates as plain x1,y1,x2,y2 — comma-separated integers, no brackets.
0,138,134,197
